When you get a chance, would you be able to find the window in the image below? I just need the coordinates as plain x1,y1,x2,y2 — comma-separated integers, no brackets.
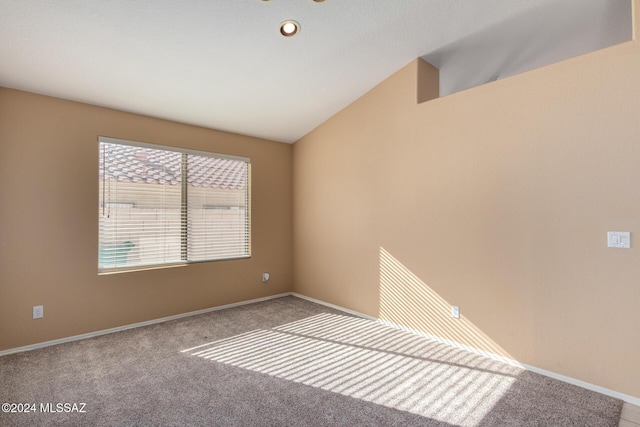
98,136,250,272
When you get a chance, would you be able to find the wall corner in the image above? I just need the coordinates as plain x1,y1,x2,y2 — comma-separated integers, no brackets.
634,0,640,40
416,58,440,104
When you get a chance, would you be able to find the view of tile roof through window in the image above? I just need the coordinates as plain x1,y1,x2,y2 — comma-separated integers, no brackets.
99,144,247,190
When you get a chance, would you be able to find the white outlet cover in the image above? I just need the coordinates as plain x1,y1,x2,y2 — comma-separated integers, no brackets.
33,305,44,319
451,306,460,319
262,273,270,282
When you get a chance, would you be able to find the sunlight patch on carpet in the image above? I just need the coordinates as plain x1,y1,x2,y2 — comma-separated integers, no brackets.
182,313,520,425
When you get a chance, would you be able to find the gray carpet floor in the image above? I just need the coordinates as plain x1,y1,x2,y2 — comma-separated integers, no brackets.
0,296,623,426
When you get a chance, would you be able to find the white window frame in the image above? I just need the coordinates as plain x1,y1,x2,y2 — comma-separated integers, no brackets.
98,136,251,273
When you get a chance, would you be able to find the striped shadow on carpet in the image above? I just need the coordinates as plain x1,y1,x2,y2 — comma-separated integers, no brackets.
0,296,623,426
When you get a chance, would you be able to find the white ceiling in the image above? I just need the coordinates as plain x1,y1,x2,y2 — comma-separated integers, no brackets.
0,1,631,144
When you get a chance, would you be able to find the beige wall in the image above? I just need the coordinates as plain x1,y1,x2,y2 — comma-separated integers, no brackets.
293,2,640,399
0,88,293,351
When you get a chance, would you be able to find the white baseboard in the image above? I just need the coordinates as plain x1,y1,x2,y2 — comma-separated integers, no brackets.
2,291,638,406
520,362,640,406
291,292,640,406
291,292,379,321
0,293,291,358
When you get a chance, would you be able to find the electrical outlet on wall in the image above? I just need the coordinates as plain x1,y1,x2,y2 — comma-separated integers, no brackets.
451,305,460,319
262,272,270,282
33,305,44,319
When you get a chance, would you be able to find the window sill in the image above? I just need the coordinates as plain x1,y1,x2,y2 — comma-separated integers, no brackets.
97,255,251,275
98,263,188,276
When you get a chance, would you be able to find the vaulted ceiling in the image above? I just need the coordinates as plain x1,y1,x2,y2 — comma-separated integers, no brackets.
0,1,632,143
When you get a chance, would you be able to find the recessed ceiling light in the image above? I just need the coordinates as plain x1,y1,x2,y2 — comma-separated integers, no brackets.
280,20,300,37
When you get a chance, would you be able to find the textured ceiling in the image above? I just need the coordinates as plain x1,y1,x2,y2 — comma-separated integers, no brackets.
0,1,632,143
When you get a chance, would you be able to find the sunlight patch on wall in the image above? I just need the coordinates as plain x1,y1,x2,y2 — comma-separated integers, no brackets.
379,247,513,361
182,313,521,425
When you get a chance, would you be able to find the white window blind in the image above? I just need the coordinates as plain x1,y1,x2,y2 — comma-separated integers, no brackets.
99,137,250,272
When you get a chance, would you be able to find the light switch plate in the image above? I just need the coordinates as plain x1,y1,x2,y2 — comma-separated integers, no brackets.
607,231,631,248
